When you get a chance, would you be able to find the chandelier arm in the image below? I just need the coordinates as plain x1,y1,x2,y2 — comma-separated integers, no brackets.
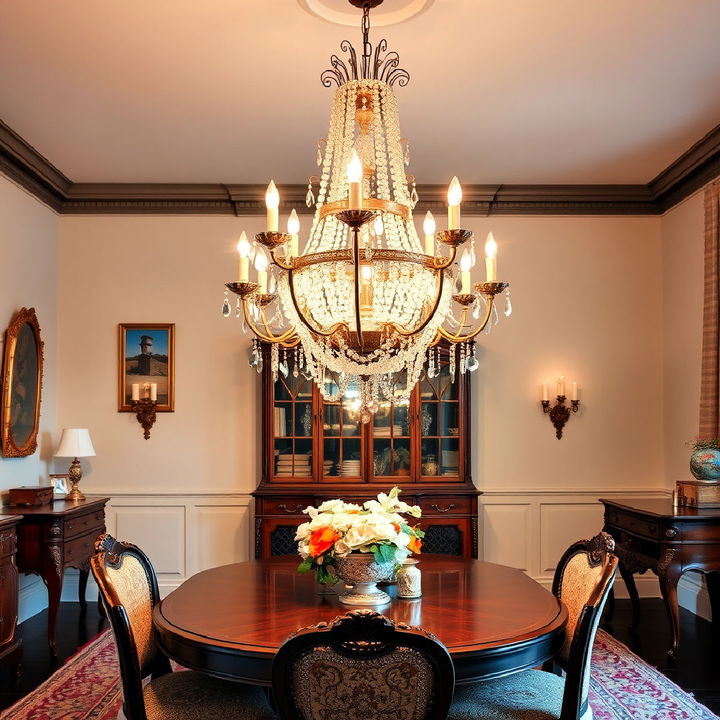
387,270,446,338
271,249,294,271
242,298,298,344
433,246,458,269
437,296,495,343
287,269,350,338
352,226,365,352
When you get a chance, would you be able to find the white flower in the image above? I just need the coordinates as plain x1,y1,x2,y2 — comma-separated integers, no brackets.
334,539,351,557
295,522,311,541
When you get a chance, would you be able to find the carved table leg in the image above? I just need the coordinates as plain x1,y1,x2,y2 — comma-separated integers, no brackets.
42,545,64,656
706,571,720,626
618,561,641,630
658,552,682,659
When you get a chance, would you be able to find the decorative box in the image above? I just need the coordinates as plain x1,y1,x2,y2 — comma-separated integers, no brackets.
675,480,720,508
7,485,54,507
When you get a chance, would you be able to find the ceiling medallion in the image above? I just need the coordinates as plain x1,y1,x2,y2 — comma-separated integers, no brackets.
297,0,435,27
224,0,511,421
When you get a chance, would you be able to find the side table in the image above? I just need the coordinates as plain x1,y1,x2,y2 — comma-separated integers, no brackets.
601,496,720,658
4,497,109,654
0,515,22,678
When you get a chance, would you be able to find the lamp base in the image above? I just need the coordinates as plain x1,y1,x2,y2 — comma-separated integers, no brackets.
66,458,85,502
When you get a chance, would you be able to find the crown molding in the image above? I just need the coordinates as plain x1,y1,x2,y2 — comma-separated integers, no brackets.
1,118,718,216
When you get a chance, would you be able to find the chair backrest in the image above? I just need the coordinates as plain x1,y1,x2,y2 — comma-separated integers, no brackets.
91,533,171,720
272,609,455,720
551,531,618,720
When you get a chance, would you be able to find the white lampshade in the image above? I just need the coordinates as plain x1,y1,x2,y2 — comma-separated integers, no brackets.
55,428,96,458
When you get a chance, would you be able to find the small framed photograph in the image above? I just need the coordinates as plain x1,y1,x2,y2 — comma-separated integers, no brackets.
118,323,175,412
49,473,69,498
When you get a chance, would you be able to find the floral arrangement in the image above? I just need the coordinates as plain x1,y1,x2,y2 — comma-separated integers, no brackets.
295,487,424,584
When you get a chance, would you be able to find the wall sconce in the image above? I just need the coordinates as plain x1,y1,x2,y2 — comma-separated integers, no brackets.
541,376,580,439
131,382,157,439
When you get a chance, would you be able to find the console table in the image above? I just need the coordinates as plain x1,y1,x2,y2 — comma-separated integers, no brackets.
0,515,21,678
601,497,720,658
4,497,109,654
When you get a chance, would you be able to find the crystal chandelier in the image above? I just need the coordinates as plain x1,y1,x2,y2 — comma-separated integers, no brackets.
224,0,510,421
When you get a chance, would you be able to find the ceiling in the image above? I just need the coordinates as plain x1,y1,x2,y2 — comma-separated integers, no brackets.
1,1,719,186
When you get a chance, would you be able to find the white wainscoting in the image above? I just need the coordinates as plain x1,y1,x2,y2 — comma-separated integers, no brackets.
479,488,670,599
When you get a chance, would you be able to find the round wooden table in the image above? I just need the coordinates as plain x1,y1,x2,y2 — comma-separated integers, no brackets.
153,556,567,686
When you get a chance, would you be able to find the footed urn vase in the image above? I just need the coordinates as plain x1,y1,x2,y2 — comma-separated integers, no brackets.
335,553,394,606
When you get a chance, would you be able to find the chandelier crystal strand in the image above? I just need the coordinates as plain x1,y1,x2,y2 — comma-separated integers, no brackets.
224,0,510,420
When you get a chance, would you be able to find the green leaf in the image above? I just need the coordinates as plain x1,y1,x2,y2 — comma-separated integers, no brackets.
414,528,425,538
401,525,413,535
297,559,313,574
377,543,396,563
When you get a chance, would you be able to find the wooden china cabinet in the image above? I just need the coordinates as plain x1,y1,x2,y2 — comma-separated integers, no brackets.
253,343,479,558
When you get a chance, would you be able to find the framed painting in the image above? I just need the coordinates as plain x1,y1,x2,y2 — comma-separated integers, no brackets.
1,307,44,457
118,323,175,412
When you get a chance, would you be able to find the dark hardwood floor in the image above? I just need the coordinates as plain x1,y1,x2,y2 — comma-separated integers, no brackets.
0,598,719,715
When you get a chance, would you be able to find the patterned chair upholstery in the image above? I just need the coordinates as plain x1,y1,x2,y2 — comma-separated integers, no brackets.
91,534,276,720
272,609,455,720
448,531,618,720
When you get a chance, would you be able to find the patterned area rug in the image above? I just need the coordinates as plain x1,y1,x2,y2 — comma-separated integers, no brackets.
1,629,716,719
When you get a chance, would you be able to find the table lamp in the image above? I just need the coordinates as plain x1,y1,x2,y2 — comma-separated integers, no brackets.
55,428,96,502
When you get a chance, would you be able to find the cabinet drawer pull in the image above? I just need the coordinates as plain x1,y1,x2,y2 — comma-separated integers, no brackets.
278,504,303,514
431,503,456,513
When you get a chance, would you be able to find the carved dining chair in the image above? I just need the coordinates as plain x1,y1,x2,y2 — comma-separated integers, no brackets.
91,533,276,720
448,531,618,720
272,608,455,720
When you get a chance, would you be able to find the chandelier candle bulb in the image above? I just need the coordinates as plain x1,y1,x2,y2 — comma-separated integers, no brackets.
347,150,363,209
255,251,269,294
557,376,565,396
484,232,497,282
423,211,436,255
460,249,472,293
237,231,250,282
448,176,462,230
131,383,140,402
287,210,300,256
373,214,384,237
150,383,157,402
572,381,578,401
265,180,279,232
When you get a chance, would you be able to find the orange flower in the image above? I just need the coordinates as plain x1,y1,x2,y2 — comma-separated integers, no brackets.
408,535,422,554
393,523,401,533
308,527,340,557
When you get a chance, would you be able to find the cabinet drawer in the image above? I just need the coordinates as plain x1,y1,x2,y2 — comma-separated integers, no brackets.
64,510,105,540
0,530,17,558
261,498,308,516
606,509,660,540
418,495,471,516
64,532,96,565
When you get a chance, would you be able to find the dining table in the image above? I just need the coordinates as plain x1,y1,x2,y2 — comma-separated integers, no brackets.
152,556,567,686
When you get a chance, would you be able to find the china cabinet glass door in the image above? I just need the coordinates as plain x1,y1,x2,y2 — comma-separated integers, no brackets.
320,373,364,482
371,371,413,481
419,351,461,481
271,364,314,480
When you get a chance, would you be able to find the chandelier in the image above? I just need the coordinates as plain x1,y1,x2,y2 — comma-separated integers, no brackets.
224,0,510,421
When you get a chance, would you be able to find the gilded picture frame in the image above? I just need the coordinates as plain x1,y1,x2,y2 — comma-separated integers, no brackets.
118,323,175,412
1,307,44,457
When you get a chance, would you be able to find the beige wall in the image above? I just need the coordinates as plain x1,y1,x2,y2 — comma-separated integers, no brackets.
0,176,59,492
57,215,266,495
57,214,665,496
661,192,705,488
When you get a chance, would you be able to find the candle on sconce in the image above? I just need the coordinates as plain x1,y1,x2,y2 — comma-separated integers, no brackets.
347,150,363,210
255,250,269,294
150,383,157,402
557,375,566,397
287,209,300,257
447,176,462,229
143,383,150,399
485,232,497,282
572,381,578,401
460,248,472,294
131,383,140,401
237,231,250,282
265,180,279,232
423,211,436,255
542,383,549,402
